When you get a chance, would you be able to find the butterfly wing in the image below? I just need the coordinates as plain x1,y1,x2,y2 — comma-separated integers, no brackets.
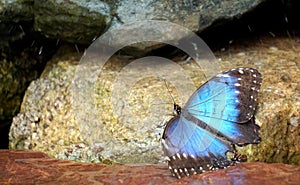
162,116,234,178
162,68,262,178
185,68,262,123
183,68,262,144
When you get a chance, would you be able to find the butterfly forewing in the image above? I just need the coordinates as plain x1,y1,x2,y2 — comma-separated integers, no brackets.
185,68,262,123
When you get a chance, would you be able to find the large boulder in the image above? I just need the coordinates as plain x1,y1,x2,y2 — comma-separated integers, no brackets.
9,35,300,164
34,0,266,47
1,0,269,48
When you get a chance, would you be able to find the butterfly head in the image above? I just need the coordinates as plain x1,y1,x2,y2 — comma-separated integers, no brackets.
173,103,181,115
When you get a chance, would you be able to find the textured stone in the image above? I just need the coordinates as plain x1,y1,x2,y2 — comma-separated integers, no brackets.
33,0,266,46
0,36,57,148
0,0,33,48
9,34,300,165
1,150,300,184
8,47,167,164
0,0,33,22
1,0,299,52
34,0,111,44
213,35,300,164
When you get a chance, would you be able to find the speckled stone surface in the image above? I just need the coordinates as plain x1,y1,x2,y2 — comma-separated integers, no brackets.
9,33,300,165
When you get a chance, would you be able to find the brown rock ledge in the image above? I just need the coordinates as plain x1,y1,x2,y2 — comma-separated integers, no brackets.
1,150,300,185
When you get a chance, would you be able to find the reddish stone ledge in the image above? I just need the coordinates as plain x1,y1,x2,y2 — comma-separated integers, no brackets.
1,150,300,185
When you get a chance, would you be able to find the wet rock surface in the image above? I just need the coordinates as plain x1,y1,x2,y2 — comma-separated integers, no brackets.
1,150,300,184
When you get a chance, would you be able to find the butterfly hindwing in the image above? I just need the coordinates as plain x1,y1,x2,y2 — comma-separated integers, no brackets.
181,110,261,146
162,116,234,178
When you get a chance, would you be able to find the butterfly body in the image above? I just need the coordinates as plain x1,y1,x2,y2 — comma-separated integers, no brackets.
162,68,262,178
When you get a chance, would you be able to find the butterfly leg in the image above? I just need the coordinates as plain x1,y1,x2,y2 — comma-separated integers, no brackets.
229,144,248,162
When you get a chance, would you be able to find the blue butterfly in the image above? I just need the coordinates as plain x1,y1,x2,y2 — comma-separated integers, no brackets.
162,68,262,178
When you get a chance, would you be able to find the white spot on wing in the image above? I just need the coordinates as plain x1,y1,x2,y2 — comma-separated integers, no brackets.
234,83,241,86
222,74,230,77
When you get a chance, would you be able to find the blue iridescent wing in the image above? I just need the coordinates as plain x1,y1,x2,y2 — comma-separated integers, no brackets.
183,68,262,144
185,68,262,123
162,68,262,178
162,116,234,178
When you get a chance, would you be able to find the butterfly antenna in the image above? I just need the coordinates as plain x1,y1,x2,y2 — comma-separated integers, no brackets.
163,79,176,104
163,79,181,115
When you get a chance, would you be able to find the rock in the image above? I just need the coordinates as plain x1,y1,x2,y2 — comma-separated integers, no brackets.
114,0,264,32
8,46,87,157
2,0,300,52
109,0,266,53
9,44,167,164
213,36,300,164
34,0,111,44
33,0,266,48
0,0,33,49
0,53,40,121
9,34,300,165
0,1,59,149
1,150,300,184
0,28,58,149
0,38,57,148
0,0,33,22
